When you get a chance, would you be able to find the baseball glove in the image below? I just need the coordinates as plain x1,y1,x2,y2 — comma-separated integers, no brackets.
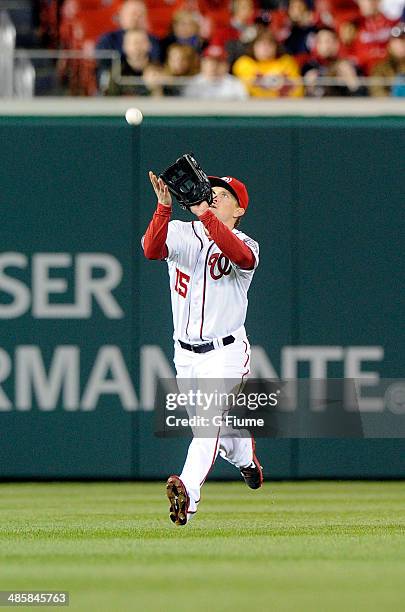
159,153,213,210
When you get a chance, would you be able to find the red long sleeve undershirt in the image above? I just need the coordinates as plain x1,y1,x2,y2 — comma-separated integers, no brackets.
142,204,255,270
198,209,255,270
142,203,171,260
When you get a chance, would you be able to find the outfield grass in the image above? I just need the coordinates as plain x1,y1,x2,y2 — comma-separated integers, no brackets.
0,481,404,611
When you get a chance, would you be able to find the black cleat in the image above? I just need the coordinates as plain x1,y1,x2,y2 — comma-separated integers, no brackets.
166,475,190,526
240,454,264,490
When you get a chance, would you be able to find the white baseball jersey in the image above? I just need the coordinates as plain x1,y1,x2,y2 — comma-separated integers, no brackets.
165,219,259,343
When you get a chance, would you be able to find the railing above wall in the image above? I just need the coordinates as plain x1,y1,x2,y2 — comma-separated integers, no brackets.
0,98,405,116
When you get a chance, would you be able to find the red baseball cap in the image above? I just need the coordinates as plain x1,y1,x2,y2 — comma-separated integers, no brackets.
208,176,249,210
202,45,228,62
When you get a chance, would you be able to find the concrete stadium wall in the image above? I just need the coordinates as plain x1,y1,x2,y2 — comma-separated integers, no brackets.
0,112,403,479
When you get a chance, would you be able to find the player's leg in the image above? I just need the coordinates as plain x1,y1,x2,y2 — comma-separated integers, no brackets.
166,426,221,525
218,435,252,469
167,345,221,524
219,434,263,489
166,345,196,526
176,349,236,521
191,337,262,485
178,430,221,512
167,338,262,525
202,336,263,487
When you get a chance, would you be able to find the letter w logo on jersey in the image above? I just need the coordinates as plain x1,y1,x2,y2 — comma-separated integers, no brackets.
174,267,190,297
208,253,232,280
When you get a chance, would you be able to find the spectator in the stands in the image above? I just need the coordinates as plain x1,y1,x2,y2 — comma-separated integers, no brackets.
160,10,205,61
197,0,233,41
184,45,248,99
163,43,200,96
144,0,184,39
337,19,358,63
105,28,151,96
370,22,405,96
278,0,317,62
312,0,360,30
165,43,200,76
302,26,368,96
142,63,166,96
96,0,161,65
232,30,304,96
349,0,398,74
210,0,259,66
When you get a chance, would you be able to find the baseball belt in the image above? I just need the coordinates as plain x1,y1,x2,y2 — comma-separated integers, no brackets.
179,335,235,354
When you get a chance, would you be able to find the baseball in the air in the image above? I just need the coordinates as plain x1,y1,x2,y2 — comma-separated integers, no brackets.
125,107,143,125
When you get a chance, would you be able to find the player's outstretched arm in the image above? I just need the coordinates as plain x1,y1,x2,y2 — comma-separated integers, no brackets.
195,207,256,270
142,171,172,260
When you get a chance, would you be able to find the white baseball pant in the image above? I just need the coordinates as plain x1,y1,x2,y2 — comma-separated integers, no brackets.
173,327,255,515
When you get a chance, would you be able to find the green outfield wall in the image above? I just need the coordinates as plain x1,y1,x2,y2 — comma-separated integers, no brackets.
0,115,404,479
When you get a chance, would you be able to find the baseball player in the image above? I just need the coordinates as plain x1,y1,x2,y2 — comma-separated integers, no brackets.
142,170,263,526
